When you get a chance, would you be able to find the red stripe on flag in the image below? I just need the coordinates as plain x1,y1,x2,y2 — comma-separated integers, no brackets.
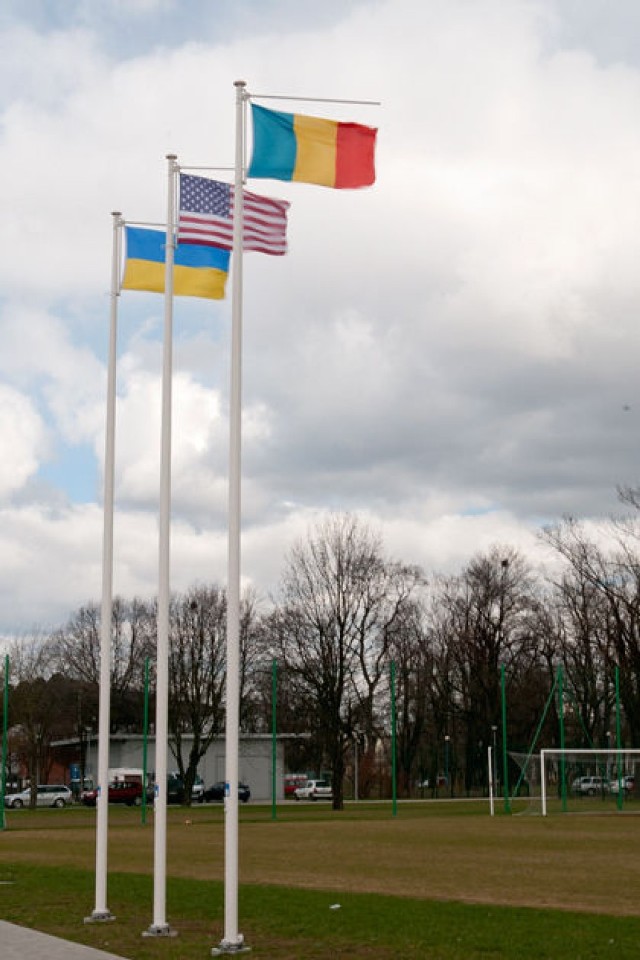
334,122,377,189
178,184,290,256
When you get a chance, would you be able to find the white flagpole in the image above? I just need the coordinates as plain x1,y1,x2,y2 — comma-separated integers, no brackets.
214,79,249,956
145,154,178,938
85,212,121,924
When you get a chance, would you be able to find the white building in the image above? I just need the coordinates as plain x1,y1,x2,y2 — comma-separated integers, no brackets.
53,733,307,802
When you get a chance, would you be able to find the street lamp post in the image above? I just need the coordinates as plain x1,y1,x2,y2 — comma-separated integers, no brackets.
491,725,498,796
444,735,450,797
354,731,360,802
498,561,511,815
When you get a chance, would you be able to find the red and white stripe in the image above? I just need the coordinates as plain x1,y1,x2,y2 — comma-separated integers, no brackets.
178,188,289,256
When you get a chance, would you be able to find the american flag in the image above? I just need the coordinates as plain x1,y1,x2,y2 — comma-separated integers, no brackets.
178,174,289,256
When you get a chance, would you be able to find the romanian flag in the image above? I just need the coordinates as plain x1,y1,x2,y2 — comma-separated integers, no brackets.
248,103,377,189
121,226,230,300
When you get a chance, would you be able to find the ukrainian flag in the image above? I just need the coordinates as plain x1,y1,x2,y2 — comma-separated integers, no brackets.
248,103,377,189
122,226,230,300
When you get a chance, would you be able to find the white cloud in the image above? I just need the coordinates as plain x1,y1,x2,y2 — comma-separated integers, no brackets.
0,303,105,445
0,24,105,108
0,386,47,499
0,503,102,630
2,0,640,631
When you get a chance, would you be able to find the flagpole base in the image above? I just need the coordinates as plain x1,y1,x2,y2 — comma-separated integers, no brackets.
212,935,251,955
143,923,178,938
84,910,115,924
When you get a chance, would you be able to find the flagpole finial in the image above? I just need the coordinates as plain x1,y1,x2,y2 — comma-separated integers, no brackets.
234,79,246,88
166,153,177,160
111,211,122,218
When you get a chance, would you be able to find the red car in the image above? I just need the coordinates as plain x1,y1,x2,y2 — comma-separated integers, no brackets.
284,775,308,798
81,780,150,807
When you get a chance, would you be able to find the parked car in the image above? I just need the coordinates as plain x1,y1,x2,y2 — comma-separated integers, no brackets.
571,776,609,796
204,781,251,803
610,775,635,795
191,774,205,803
166,772,206,804
4,784,73,809
417,776,447,789
284,774,308,798
81,780,153,807
294,779,332,801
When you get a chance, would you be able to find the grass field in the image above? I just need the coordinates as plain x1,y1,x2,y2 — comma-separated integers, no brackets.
2,799,640,958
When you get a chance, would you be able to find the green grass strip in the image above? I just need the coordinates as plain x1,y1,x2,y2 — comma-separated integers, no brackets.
1,861,639,959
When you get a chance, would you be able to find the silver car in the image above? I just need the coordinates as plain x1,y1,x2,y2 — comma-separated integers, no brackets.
294,779,333,801
571,776,608,796
4,784,73,808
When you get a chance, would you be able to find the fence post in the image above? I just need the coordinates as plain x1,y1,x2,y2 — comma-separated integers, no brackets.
500,664,510,814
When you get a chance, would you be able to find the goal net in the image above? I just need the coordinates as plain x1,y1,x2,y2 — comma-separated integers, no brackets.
539,749,640,816
507,750,544,815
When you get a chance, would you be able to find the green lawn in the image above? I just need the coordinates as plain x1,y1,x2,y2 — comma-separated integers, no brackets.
1,800,640,958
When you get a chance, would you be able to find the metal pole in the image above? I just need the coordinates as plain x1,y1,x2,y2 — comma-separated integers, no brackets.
488,746,495,816
271,659,277,821
1,655,8,830
213,79,250,957
85,211,121,924
558,666,566,812
354,735,359,802
391,660,397,817
615,666,623,811
444,735,450,797
491,725,498,801
142,657,150,826
500,665,510,814
144,154,177,939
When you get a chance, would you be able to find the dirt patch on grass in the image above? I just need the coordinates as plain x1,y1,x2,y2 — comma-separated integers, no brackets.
3,805,640,917
230,815,640,916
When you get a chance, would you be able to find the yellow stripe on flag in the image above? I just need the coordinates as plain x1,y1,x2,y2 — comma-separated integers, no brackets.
122,259,164,294
293,114,338,187
122,260,227,300
173,264,227,300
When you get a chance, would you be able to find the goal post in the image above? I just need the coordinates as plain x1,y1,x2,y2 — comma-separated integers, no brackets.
540,748,640,816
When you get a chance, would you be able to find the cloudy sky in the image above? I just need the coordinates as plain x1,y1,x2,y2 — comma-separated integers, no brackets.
1,0,640,635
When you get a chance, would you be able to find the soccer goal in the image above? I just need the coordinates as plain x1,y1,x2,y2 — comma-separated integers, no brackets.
540,748,640,816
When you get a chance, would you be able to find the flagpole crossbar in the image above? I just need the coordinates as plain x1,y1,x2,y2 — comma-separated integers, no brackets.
248,92,381,107
179,165,235,173
123,219,166,229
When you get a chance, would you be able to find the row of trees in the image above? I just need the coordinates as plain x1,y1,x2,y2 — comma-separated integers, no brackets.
4,502,640,809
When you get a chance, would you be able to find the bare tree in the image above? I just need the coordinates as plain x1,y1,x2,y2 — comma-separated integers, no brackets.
168,585,227,804
432,547,539,792
53,597,154,730
8,634,68,804
272,513,421,809
238,588,266,733
387,595,434,796
542,517,640,743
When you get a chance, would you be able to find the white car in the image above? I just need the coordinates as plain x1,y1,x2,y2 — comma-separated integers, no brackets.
294,779,332,801
4,784,73,808
571,776,609,796
610,776,635,795
191,775,205,803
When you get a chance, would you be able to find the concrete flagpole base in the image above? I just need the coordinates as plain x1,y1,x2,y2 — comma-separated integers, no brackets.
142,924,178,938
84,911,116,924
212,935,251,955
